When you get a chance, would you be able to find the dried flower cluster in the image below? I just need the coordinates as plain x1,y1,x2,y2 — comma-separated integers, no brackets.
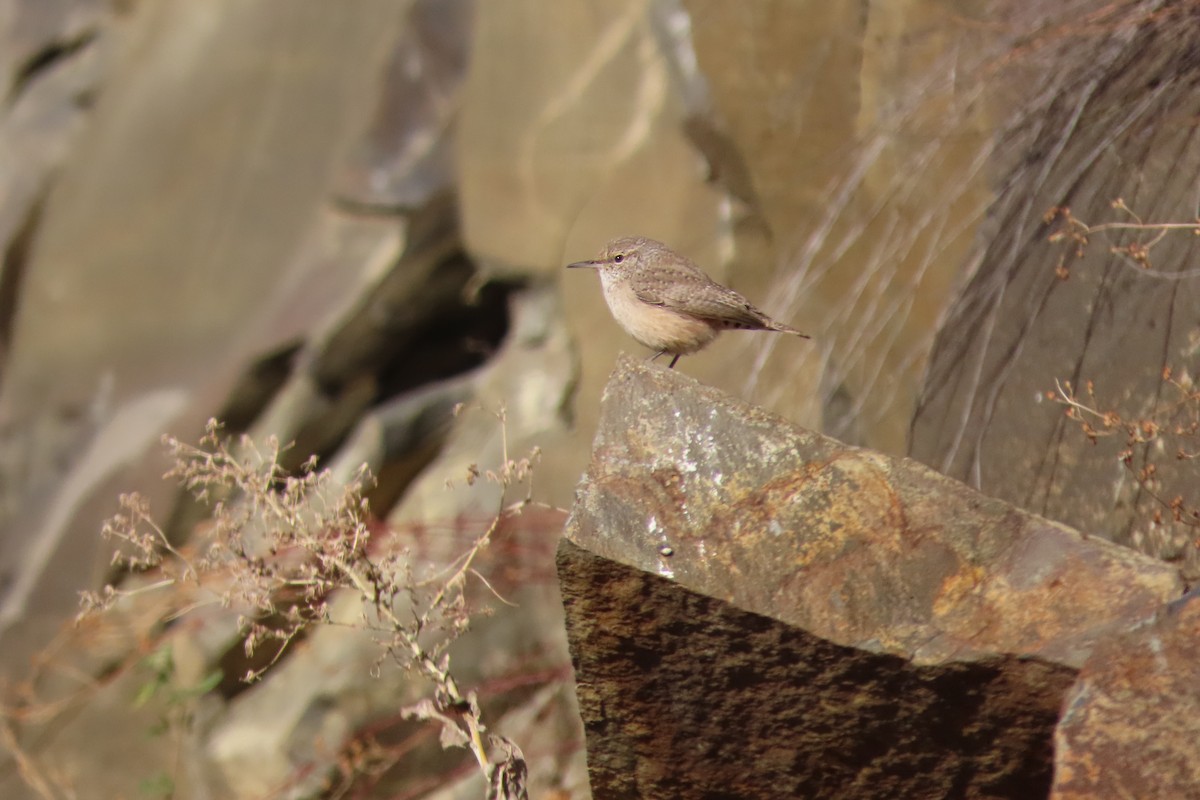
81,416,540,799
1045,198,1200,279
1053,371,1200,572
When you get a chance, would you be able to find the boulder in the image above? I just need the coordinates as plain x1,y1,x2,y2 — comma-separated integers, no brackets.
560,357,1187,798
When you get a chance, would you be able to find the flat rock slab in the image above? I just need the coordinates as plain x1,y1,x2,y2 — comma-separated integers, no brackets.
559,356,1184,798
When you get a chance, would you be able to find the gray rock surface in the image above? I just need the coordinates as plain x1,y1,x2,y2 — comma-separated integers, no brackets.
909,4,1200,578
560,357,1188,798
0,0,413,671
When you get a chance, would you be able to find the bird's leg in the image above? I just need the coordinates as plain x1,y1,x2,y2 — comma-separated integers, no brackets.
646,350,681,368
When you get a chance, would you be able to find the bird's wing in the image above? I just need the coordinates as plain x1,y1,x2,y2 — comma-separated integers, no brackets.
631,266,768,329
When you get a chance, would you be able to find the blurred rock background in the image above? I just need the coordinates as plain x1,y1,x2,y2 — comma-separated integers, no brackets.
1,0,1196,797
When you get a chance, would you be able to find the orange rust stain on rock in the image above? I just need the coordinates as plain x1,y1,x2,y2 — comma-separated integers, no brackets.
932,565,986,617
718,452,908,566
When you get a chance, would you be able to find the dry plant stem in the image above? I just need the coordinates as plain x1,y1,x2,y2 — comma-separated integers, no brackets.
1054,377,1200,567
329,540,497,770
0,719,61,800
79,415,538,796
1046,199,1200,276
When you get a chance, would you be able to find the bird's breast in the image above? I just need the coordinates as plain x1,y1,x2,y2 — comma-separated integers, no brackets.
601,278,717,355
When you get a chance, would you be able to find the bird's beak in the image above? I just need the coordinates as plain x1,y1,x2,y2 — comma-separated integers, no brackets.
566,259,601,269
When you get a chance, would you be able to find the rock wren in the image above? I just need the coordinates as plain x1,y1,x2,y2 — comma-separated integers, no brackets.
567,236,809,368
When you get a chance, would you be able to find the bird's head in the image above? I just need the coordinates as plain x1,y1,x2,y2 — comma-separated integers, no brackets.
566,236,666,278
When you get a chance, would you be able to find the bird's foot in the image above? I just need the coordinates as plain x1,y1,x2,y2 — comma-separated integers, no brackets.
647,351,681,369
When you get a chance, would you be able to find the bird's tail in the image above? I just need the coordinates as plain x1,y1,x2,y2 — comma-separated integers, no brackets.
769,320,810,339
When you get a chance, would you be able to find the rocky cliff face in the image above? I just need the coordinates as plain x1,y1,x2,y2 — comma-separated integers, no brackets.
0,1,1196,798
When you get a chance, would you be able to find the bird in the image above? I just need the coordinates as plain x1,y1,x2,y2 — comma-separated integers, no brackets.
567,236,809,368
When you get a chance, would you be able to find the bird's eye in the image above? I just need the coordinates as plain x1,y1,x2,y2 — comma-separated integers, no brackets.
613,254,624,263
